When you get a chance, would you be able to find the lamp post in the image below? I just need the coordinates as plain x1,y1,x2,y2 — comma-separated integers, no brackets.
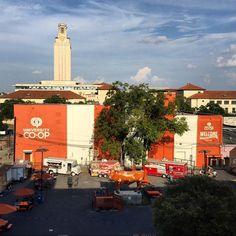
36,148,48,203
199,149,210,175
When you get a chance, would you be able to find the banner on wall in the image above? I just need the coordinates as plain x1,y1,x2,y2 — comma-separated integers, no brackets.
23,117,50,139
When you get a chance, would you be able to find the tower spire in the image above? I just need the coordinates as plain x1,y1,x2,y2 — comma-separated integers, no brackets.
54,23,71,81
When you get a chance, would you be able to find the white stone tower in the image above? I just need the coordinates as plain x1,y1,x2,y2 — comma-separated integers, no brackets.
54,23,71,81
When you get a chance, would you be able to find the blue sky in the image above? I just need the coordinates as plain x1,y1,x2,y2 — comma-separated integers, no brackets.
1,0,236,92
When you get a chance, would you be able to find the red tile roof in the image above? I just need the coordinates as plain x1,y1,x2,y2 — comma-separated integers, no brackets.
177,83,205,91
0,90,86,100
96,83,113,90
157,88,177,92
189,91,236,99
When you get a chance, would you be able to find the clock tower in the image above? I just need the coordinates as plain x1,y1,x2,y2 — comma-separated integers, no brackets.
54,23,71,81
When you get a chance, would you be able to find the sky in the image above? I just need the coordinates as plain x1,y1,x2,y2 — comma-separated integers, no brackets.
1,0,236,92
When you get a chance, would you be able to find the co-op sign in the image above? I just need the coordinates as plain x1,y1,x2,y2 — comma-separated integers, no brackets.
23,117,50,139
199,122,218,141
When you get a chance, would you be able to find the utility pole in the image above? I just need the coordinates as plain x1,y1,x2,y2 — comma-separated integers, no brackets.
36,148,48,203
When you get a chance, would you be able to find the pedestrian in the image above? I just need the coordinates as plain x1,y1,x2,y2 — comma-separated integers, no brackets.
67,176,73,188
213,170,217,177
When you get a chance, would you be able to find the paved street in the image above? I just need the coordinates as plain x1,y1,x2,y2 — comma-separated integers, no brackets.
215,169,236,182
1,167,235,235
2,172,159,236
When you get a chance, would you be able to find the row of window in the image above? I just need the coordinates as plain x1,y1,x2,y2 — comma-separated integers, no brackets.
205,100,236,105
16,86,97,91
225,108,236,113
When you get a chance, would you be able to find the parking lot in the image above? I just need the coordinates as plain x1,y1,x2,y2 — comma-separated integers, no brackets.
1,168,235,236
1,171,163,236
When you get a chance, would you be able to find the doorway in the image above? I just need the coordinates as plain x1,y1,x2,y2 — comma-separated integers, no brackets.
67,163,72,173
24,153,31,161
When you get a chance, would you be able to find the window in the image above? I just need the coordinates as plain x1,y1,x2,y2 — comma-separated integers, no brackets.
47,161,62,169
224,101,229,104
202,100,204,102
209,101,214,104
232,108,236,113
225,108,228,113
232,101,236,104
217,101,222,104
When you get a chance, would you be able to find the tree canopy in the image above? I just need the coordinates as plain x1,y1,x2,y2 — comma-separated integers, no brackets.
175,95,194,113
43,95,69,104
0,113,8,131
95,81,188,163
0,99,32,120
154,176,236,236
197,102,227,116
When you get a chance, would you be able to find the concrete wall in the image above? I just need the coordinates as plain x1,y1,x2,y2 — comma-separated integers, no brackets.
174,115,198,166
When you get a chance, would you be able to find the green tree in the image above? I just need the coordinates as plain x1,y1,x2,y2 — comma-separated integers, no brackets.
43,95,69,104
197,102,226,115
1,99,28,120
0,113,8,131
85,100,99,105
95,81,188,163
153,176,236,236
175,95,193,113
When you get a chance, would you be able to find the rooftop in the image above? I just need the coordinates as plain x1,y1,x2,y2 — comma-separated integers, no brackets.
189,91,236,99
0,90,86,100
95,83,113,90
177,83,205,91
223,126,236,144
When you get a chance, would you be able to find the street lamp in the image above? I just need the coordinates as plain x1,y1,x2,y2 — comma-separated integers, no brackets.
36,148,48,203
199,149,210,175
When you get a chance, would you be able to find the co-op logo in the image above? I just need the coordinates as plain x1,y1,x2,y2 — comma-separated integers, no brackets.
31,117,42,128
23,117,50,139
204,122,214,131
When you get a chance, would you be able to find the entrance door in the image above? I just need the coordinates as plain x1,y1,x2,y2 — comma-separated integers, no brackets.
24,153,31,161
67,163,72,173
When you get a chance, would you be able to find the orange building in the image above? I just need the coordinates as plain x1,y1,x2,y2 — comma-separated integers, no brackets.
149,115,223,168
14,103,222,169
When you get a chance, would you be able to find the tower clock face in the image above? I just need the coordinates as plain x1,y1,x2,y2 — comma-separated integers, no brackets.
60,36,65,41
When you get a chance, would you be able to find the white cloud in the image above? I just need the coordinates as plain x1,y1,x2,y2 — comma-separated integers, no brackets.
32,70,42,74
186,63,197,69
224,44,236,53
216,55,236,67
225,72,236,85
131,67,152,82
151,75,162,82
93,78,105,84
130,67,169,86
73,75,86,84
203,74,212,84
138,36,168,45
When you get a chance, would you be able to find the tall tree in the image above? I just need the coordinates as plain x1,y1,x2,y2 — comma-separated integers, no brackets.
43,95,69,104
197,102,226,115
95,81,188,164
0,113,8,131
0,99,29,120
153,176,236,236
175,95,193,113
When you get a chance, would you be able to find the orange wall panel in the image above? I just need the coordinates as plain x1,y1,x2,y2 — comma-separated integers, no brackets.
148,131,174,161
196,115,223,168
14,104,67,168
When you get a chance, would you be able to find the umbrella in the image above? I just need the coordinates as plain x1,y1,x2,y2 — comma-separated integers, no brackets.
0,204,17,215
13,188,34,197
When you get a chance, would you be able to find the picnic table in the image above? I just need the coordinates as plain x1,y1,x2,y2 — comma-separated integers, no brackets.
15,200,33,211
